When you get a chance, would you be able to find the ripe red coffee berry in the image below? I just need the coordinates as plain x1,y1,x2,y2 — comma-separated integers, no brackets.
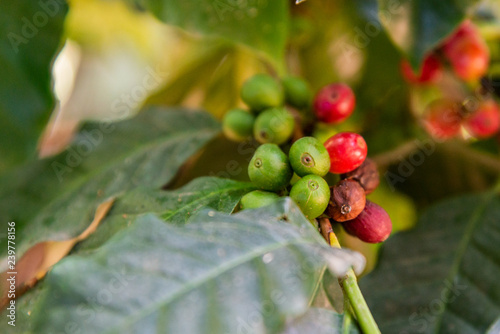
442,21,489,81
446,20,475,41
423,100,462,139
313,83,355,124
443,20,482,51
341,158,379,194
342,200,392,243
464,100,500,138
324,132,367,174
400,54,442,84
327,179,366,222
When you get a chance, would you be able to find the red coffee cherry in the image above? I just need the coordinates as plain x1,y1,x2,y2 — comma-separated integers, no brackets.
444,20,481,48
400,54,443,84
423,100,462,139
313,83,355,124
324,132,367,174
342,200,392,243
442,21,489,81
464,100,500,138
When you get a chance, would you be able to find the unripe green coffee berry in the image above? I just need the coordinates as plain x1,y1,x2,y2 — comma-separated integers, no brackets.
289,136,330,177
240,190,280,210
254,107,294,144
282,76,312,109
248,144,293,191
241,74,284,111
289,175,330,219
222,108,255,142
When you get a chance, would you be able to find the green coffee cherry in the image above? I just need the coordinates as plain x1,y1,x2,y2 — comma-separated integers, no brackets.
289,136,330,177
248,144,293,191
240,190,280,210
282,76,312,109
240,74,284,111
222,108,255,142
289,175,330,219
254,107,294,144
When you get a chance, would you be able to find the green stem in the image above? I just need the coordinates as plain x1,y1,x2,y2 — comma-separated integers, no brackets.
318,218,380,334
342,298,354,334
341,269,380,334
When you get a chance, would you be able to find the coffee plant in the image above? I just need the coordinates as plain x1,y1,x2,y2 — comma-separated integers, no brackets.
1,0,500,333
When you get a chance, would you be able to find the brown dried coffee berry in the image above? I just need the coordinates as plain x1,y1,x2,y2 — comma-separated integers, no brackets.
327,179,366,222
341,158,379,194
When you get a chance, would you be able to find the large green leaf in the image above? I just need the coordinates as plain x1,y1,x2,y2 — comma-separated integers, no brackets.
360,192,500,333
0,177,251,330
0,0,68,172
377,0,477,67
128,0,289,68
0,176,254,334
32,199,365,333
0,107,220,259
76,177,255,252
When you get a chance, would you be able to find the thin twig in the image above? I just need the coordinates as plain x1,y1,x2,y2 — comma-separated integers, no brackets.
371,140,419,169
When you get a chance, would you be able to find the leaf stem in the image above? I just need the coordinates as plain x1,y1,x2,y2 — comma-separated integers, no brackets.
319,218,381,334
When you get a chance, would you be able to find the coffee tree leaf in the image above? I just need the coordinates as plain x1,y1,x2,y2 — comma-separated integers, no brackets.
32,199,364,333
0,0,68,171
0,107,220,260
360,192,500,333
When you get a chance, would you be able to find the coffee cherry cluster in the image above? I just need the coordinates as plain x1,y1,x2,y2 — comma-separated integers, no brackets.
400,20,500,141
243,138,331,220
331,158,391,243
401,21,489,84
223,74,358,145
229,74,392,243
241,139,391,243
223,74,311,145
423,99,500,139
